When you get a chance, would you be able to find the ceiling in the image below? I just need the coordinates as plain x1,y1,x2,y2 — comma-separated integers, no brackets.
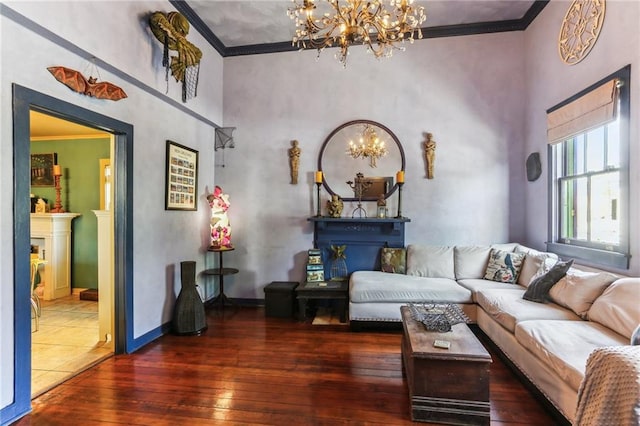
30,110,110,140
173,0,548,56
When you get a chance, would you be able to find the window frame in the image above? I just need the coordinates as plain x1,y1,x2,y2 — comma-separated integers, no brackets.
546,65,631,270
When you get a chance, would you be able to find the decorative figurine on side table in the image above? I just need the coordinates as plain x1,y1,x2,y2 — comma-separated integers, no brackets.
207,185,232,248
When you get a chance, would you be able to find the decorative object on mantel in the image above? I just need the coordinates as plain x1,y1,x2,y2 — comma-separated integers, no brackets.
326,194,344,218
376,193,387,218
207,186,232,248
315,171,323,217
395,170,404,218
558,0,606,65
47,66,127,101
526,152,542,182
50,164,66,213
288,140,301,184
407,303,469,333
214,127,235,167
346,172,372,218
287,0,426,66
149,11,202,102
423,132,436,179
347,124,388,168
329,245,348,280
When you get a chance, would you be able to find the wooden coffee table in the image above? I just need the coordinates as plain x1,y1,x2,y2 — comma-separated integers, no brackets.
400,306,492,425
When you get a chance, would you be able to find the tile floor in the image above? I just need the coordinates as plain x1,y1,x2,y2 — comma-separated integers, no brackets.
31,294,112,398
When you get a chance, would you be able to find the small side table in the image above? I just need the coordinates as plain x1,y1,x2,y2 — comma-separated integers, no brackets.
296,280,349,323
203,246,238,308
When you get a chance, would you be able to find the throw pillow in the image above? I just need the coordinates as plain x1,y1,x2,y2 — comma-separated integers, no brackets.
483,249,526,284
380,247,406,274
549,268,617,319
522,259,574,303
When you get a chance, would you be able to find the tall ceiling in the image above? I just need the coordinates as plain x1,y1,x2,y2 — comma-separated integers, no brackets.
174,0,547,56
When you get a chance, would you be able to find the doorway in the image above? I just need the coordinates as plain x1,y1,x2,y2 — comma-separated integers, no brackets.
29,111,114,396
12,85,133,412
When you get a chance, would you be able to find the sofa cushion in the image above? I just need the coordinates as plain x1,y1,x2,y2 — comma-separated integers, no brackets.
456,278,521,303
515,245,558,287
515,320,629,392
484,249,525,283
380,247,406,274
522,259,573,303
349,271,472,304
588,278,640,339
406,245,455,279
548,268,617,319
454,246,491,279
476,288,580,333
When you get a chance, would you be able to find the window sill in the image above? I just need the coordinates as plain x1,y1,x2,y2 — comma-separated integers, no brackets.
546,242,629,270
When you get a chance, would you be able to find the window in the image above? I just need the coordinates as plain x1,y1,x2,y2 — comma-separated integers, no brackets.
547,66,630,269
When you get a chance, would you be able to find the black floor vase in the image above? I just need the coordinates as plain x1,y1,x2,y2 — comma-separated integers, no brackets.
172,261,207,335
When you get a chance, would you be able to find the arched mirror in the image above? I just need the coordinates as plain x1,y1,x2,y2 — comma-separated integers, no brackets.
318,119,405,202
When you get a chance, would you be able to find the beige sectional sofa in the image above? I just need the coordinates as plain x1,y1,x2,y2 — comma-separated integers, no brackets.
348,243,640,424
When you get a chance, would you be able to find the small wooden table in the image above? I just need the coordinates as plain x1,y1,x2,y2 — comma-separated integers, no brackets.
400,306,492,425
203,246,238,308
295,280,348,323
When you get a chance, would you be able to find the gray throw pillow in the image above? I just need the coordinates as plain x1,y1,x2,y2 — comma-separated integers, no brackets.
522,259,574,303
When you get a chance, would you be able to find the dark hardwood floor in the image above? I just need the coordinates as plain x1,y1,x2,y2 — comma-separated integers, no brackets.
15,307,561,425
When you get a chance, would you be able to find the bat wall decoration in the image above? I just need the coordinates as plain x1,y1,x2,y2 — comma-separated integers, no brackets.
47,66,127,101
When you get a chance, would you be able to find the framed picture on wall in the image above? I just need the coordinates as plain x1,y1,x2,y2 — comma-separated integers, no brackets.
165,140,198,211
30,153,58,187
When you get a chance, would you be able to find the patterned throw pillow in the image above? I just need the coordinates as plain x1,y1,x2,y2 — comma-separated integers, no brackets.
522,259,574,303
380,247,406,274
483,249,526,283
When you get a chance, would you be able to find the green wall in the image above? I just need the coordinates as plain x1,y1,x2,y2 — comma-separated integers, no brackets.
31,138,110,290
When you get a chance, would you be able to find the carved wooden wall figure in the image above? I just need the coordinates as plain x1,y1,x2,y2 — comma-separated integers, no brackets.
423,132,436,179
288,140,301,184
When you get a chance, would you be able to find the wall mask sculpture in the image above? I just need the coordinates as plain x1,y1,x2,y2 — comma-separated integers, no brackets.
149,11,202,102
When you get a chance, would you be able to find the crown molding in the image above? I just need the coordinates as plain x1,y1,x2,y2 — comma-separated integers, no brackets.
172,0,549,58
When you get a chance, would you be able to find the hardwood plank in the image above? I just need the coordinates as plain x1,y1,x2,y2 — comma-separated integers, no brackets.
14,307,561,425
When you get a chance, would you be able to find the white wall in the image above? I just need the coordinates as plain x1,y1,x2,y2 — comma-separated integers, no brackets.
220,31,527,299
1,1,223,410
523,0,640,275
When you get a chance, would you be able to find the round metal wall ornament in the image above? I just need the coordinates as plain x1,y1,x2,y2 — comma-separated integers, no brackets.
558,0,606,65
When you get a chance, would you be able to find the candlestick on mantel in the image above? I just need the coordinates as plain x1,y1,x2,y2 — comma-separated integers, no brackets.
315,171,323,183
53,164,62,176
396,170,404,184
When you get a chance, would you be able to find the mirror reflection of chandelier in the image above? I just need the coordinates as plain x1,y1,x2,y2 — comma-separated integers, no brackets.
347,125,388,168
287,0,426,66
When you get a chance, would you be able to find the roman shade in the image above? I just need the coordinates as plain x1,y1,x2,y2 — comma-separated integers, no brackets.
547,78,619,144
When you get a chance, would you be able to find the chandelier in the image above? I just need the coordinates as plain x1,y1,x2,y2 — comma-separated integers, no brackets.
287,0,426,66
347,125,388,167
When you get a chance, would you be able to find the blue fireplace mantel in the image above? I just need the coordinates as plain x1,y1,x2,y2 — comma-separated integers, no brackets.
308,217,410,278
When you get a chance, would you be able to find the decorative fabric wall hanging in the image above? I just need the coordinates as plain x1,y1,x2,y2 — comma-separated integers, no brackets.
47,66,127,101
149,11,202,102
